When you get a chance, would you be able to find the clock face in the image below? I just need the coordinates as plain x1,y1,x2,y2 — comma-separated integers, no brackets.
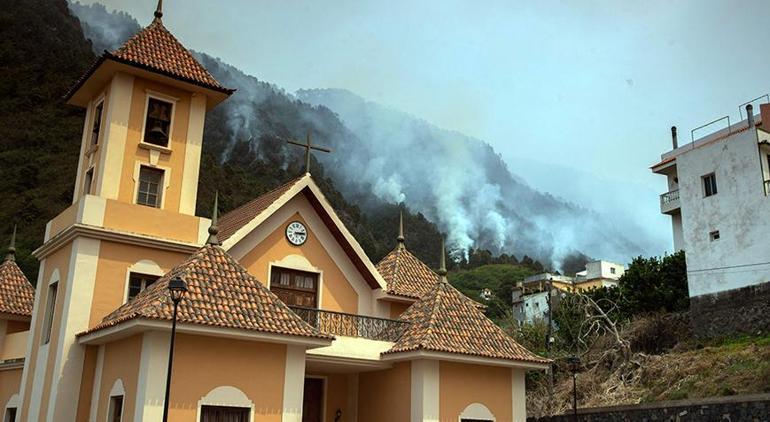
285,221,308,246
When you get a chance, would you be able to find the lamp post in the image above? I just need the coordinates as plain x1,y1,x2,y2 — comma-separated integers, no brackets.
567,355,581,422
162,276,188,422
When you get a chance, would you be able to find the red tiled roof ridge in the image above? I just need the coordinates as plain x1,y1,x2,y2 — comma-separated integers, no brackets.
0,259,35,317
217,176,306,242
385,281,548,364
80,244,330,340
376,245,440,300
107,18,228,92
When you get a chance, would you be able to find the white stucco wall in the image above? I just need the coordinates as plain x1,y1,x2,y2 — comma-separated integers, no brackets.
512,291,549,324
673,127,770,297
584,261,624,280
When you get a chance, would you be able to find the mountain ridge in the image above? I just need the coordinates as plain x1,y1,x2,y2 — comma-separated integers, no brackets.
67,1,648,267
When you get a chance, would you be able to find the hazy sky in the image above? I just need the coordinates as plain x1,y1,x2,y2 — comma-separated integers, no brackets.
84,0,770,252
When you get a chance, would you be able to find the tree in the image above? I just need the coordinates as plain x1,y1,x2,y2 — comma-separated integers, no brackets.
619,251,688,317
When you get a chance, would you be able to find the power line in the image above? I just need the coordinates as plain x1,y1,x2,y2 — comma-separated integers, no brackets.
687,260,770,274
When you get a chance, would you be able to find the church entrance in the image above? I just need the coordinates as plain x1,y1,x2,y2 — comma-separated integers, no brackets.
302,377,325,422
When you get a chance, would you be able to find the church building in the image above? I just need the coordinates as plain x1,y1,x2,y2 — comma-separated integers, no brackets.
0,3,547,421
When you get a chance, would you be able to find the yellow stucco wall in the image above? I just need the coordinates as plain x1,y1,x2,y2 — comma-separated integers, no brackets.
358,362,411,422
166,334,287,422
22,242,72,422
75,345,98,422
439,361,513,422
101,199,203,244
88,240,188,327
239,213,359,314
0,368,22,416
96,335,143,422
117,76,191,212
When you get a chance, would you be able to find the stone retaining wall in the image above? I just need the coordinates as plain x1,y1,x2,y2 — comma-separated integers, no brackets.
689,281,770,338
528,394,770,422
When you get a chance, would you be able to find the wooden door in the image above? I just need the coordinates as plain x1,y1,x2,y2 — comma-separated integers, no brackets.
302,378,324,422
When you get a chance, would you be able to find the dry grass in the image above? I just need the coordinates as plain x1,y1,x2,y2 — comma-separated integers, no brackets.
526,313,770,418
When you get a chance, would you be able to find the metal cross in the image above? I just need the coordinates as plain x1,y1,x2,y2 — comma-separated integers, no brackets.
287,130,331,174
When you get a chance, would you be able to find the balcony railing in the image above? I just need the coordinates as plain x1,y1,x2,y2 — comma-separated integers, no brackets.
289,306,409,342
660,189,680,214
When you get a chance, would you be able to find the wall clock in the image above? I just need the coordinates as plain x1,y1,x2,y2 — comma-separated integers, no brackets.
286,221,308,246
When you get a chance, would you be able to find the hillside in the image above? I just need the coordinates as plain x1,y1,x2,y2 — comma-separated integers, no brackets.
0,0,445,281
68,2,655,269
0,0,96,278
526,318,770,417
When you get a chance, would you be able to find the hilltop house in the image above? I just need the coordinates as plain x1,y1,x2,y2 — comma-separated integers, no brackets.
652,101,770,337
0,3,547,421
511,260,623,325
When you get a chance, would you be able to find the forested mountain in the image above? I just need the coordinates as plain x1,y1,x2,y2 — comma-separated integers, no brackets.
68,2,650,269
0,0,453,282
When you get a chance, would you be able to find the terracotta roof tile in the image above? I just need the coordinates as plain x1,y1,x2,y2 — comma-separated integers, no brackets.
107,18,229,92
81,244,330,340
0,258,35,318
218,177,305,242
376,246,440,300
384,281,548,364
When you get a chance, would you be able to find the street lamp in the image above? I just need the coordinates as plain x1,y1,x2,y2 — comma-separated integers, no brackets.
162,276,188,422
567,355,581,422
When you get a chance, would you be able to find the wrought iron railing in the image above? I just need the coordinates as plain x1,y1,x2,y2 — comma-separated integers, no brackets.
660,189,680,206
289,306,409,342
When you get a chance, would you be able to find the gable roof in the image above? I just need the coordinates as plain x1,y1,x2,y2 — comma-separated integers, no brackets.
218,174,386,290
218,176,305,242
0,256,35,318
376,246,440,300
66,16,233,102
383,281,547,364
80,244,330,341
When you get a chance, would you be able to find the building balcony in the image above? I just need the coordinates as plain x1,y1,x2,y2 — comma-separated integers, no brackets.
660,189,680,214
289,306,409,342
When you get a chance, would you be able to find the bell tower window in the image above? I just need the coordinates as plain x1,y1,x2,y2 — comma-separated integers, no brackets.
143,97,173,147
83,167,94,195
136,166,164,208
91,100,103,146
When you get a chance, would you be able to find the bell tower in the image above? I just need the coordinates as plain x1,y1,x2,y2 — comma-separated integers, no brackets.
18,3,233,421
66,0,233,215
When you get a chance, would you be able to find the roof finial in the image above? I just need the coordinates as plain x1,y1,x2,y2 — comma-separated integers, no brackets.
437,237,448,281
396,209,405,249
154,0,163,19
207,191,220,245
5,225,16,262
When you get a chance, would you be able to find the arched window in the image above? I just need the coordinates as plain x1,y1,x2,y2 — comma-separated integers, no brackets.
3,393,19,422
459,402,496,422
197,386,254,422
107,379,125,422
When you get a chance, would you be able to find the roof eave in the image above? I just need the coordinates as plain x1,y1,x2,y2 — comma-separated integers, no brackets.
77,317,333,349
65,55,234,110
380,349,551,370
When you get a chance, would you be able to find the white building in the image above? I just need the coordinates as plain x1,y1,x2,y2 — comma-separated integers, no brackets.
652,101,770,336
512,260,623,325
575,260,625,288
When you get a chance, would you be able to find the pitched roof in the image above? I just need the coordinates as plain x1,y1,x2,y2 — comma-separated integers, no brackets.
0,258,35,318
218,177,305,242
376,246,440,300
80,244,330,340
66,16,232,100
383,281,548,364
